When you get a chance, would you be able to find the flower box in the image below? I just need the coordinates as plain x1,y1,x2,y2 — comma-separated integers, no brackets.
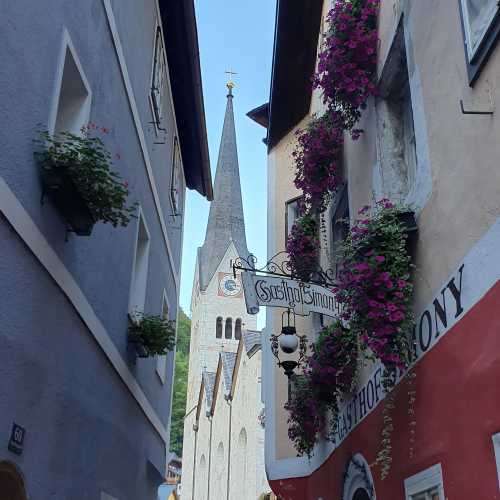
127,312,176,359
35,129,136,234
41,166,95,236
127,334,150,358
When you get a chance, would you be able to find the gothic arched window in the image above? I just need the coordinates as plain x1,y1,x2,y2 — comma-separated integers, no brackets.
235,318,242,340
216,317,223,338
225,318,232,339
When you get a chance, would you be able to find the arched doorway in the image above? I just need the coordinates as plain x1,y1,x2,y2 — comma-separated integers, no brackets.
352,488,371,500
342,454,376,500
0,461,27,500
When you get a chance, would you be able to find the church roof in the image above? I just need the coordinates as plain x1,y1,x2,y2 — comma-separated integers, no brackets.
202,370,216,413
198,87,249,290
243,330,262,358
220,351,237,394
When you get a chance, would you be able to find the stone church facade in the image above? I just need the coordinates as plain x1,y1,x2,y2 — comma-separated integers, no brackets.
182,85,271,500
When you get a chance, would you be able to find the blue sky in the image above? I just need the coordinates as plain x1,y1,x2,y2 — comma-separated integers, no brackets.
179,1,276,325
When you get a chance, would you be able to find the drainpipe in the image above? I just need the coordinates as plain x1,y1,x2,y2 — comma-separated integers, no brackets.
192,422,199,500
225,396,233,500
207,416,213,500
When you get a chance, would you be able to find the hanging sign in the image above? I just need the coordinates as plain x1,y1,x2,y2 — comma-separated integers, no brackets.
241,272,339,318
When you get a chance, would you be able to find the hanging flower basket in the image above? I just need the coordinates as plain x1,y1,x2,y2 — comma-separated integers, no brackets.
41,166,96,236
35,127,136,236
128,312,176,358
314,0,380,129
335,200,416,384
293,111,345,211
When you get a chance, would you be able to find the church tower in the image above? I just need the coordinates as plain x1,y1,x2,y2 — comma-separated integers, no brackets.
185,82,257,409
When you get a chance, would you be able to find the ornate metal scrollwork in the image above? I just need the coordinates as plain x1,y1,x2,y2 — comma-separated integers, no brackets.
232,251,336,288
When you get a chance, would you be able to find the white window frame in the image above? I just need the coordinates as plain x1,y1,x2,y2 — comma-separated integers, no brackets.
404,463,445,500
170,136,184,215
156,289,170,384
128,208,151,316
460,0,499,62
491,432,500,491
285,196,302,240
49,28,92,136
101,493,118,500
149,25,168,129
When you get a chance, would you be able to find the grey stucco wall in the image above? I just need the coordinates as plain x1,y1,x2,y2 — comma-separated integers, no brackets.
0,0,186,498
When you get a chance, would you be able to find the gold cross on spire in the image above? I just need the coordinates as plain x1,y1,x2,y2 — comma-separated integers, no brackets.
225,68,237,91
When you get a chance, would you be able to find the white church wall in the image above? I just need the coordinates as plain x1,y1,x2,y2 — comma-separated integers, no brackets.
209,373,230,500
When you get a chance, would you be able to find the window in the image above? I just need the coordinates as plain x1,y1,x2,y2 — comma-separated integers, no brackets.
238,428,248,486
235,318,242,340
216,317,223,339
285,196,302,240
51,30,91,136
376,23,417,202
410,490,440,500
170,137,183,215
352,489,370,500
156,292,169,384
404,463,445,500
101,494,118,500
225,318,232,339
459,0,500,84
150,27,167,126
331,185,350,265
129,210,150,314
492,432,500,491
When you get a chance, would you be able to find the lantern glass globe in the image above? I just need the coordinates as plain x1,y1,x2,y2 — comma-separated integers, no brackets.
280,334,298,354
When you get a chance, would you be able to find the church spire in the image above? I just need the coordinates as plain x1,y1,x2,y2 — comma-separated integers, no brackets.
198,84,249,290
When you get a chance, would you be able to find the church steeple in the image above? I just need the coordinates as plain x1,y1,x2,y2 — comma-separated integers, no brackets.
198,85,249,290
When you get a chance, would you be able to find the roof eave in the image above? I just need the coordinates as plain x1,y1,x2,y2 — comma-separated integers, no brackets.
267,0,324,150
160,0,213,200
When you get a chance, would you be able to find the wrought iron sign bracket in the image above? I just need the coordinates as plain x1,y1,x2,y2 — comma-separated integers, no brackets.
232,251,336,288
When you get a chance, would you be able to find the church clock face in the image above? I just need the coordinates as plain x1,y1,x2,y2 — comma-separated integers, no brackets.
218,273,242,297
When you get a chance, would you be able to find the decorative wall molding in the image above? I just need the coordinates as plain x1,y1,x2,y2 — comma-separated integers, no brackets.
102,0,180,293
0,177,168,444
342,454,376,500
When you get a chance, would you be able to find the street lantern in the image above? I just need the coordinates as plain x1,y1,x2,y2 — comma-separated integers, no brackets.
270,309,308,379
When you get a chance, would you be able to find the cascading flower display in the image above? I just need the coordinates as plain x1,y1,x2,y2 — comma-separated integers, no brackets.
334,200,414,384
285,375,326,458
292,111,345,211
286,213,319,281
285,322,358,456
308,322,358,399
314,0,380,129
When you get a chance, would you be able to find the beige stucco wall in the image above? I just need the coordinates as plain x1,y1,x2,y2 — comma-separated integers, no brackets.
266,0,500,463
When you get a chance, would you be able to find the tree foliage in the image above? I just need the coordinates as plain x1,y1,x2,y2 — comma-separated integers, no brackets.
169,309,191,456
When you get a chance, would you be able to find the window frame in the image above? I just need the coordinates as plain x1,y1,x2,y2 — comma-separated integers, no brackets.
156,290,170,384
458,0,500,85
150,26,167,127
170,136,184,215
404,463,445,500
284,195,303,243
330,183,350,272
491,432,500,491
128,207,151,316
49,29,92,137
235,318,242,340
225,318,233,339
216,316,223,339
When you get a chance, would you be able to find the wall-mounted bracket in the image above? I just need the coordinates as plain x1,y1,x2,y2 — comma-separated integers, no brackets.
460,99,494,115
